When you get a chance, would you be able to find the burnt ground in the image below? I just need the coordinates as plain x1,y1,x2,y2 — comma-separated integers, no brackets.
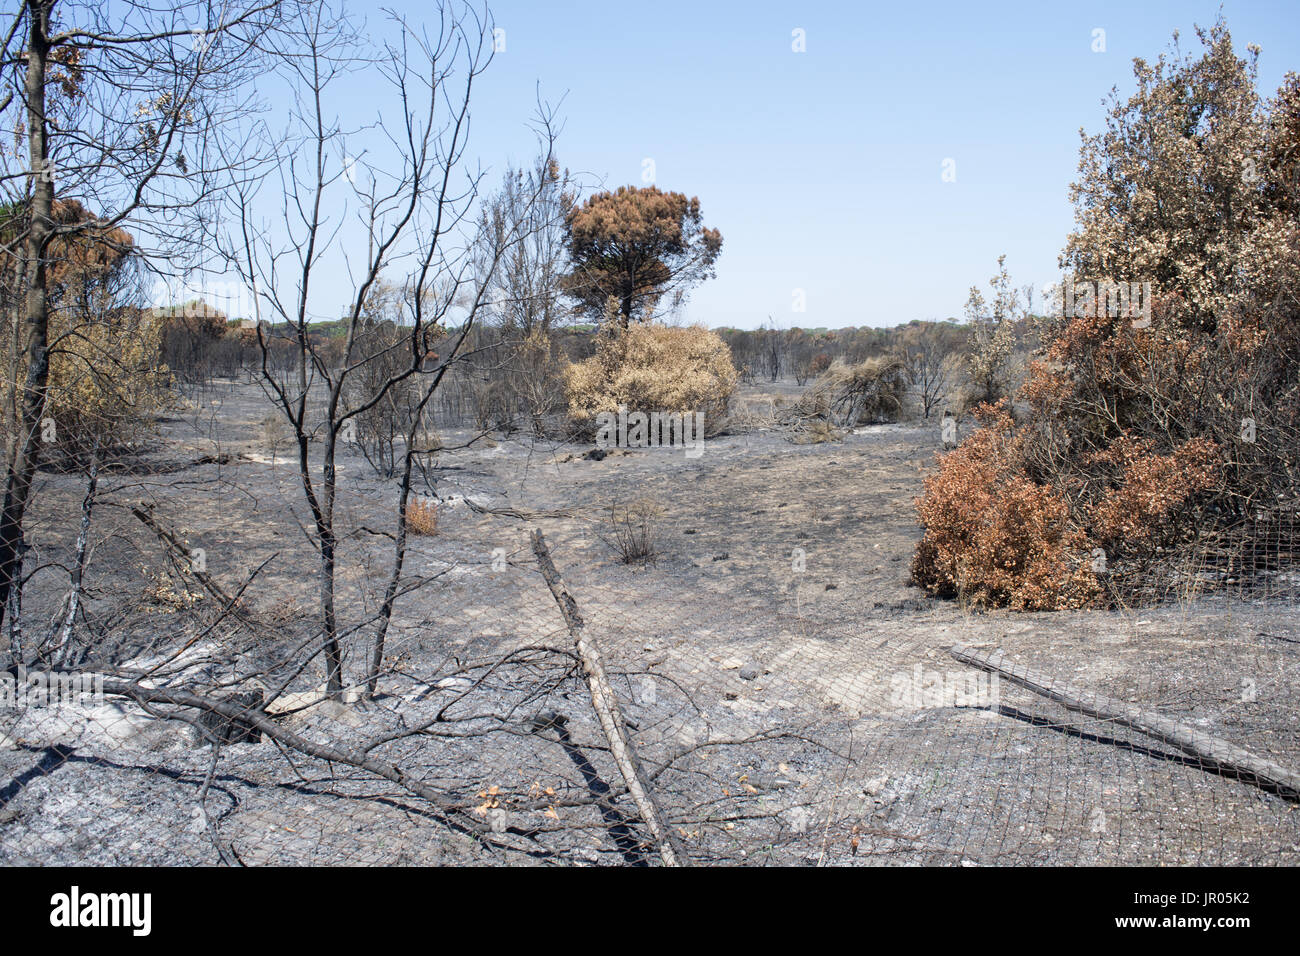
1,378,1298,865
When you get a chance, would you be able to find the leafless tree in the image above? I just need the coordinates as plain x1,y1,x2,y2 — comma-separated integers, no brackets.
900,323,964,419
0,0,283,646
211,0,562,700
467,149,575,436
477,150,573,338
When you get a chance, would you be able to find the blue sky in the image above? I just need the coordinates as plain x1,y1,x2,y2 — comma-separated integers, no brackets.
207,0,1300,330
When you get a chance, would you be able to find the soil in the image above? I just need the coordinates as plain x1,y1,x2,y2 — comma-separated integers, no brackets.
2,379,1297,865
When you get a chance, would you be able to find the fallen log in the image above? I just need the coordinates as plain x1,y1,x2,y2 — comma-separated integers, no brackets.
950,643,1300,801
531,528,688,866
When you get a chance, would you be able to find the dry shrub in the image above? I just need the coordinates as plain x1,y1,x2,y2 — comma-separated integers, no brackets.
600,499,662,565
564,322,737,435
406,497,438,536
911,404,1100,610
791,356,906,427
261,595,305,626
1,201,173,469
792,419,842,444
140,565,204,611
470,375,514,434
722,394,778,433
344,317,422,477
261,413,289,462
43,306,173,466
509,328,566,437
914,33,1300,609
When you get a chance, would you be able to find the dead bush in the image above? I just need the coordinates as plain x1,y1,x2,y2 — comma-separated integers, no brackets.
564,322,737,436
406,497,439,536
470,373,515,434
783,356,906,429
825,356,907,424
342,316,422,478
261,414,289,463
600,499,663,565
792,419,842,444
508,328,567,437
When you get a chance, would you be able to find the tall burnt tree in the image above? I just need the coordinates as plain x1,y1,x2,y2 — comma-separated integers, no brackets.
211,1,562,700
562,184,721,327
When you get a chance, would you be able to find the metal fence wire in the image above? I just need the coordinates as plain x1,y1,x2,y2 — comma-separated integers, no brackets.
1,396,1298,867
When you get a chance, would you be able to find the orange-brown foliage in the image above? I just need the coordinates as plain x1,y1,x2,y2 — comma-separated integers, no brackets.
1085,435,1219,548
911,404,1100,610
407,498,438,536
563,185,722,323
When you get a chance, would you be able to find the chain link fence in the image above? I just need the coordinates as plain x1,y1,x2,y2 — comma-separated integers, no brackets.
1,389,1298,866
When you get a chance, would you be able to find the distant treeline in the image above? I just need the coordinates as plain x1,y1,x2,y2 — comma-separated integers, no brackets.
157,299,984,389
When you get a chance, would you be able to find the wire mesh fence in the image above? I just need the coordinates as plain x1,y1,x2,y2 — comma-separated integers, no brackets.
2,450,1297,866
0,368,1295,867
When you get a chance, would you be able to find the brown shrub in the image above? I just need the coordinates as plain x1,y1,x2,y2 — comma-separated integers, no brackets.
1085,435,1219,551
912,397,1227,609
914,33,1300,609
911,404,1100,610
564,322,737,434
407,497,439,536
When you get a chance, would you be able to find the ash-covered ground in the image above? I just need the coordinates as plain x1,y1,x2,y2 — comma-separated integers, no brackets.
2,379,1298,865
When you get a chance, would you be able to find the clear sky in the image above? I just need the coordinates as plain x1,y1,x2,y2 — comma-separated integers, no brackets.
204,0,1300,330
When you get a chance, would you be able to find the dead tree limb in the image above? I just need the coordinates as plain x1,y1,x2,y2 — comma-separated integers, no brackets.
950,643,1300,801
466,499,585,522
130,503,247,619
530,528,688,866
51,447,98,666
99,679,458,803
97,676,595,861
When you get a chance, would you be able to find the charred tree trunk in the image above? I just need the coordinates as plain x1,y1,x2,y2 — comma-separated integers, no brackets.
0,1,54,640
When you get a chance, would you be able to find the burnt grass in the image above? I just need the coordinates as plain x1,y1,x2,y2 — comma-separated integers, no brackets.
2,378,1298,865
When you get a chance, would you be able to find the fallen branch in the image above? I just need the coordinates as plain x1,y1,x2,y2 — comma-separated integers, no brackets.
101,679,465,810
531,528,688,866
465,499,585,522
99,668,644,862
950,643,1300,801
130,503,248,620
